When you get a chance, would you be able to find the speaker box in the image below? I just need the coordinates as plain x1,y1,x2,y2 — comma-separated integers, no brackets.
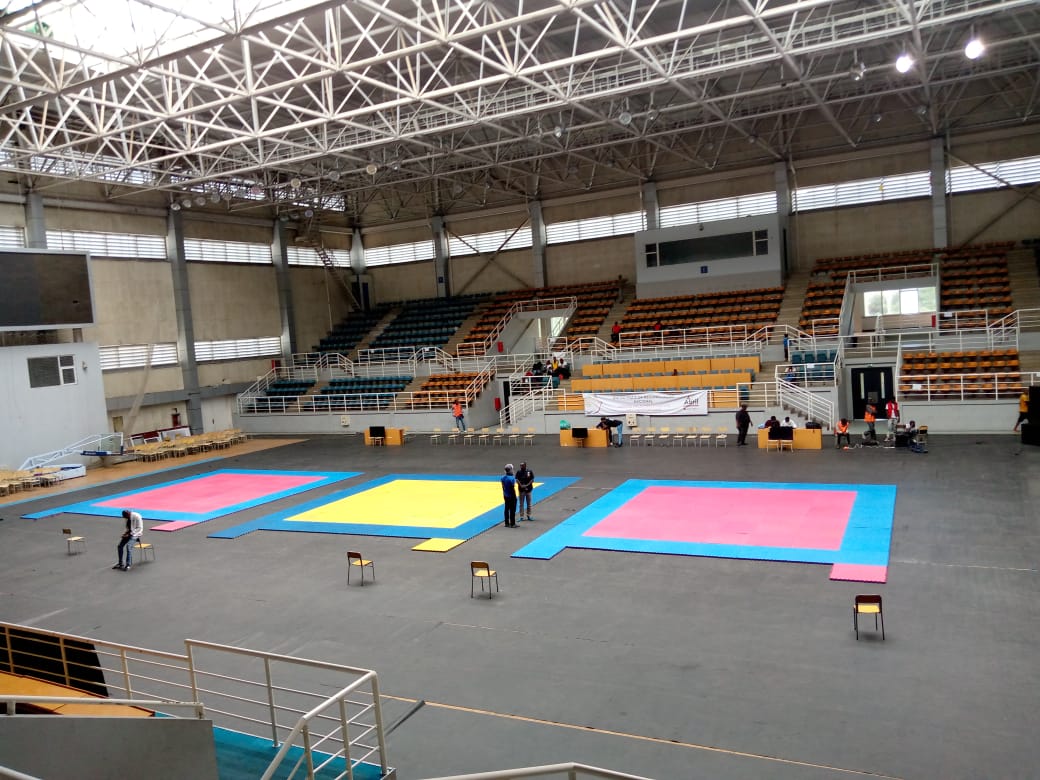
1030,386,1040,413
1022,423,1040,447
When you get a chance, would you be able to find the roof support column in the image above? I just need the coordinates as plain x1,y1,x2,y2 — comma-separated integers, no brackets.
271,220,298,358
528,201,547,288
24,191,46,248
930,137,949,249
431,216,450,297
775,162,792,277
642,182,659,231
166,210,203,434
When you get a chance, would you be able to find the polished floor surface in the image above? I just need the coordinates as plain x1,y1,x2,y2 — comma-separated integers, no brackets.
1,433,1037,780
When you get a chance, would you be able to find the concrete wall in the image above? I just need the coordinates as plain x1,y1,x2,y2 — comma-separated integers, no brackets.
635,214,783,297
792,199,933,268
0,342,109,469
0,716,219,780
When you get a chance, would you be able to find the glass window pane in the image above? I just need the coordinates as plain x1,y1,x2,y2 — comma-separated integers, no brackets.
882,290,901,315
917,287,937,312
863,291,883,317
900,289,920,314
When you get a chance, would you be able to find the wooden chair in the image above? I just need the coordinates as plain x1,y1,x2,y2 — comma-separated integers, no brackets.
508,427,521,445
347,551,375,586
714,427,729,447
134,538,156,563
698,426,713,447
492,428,505,445
430,428,443,445
462,427,477,445
470,561,499,599
523,428,536,445
853,594,884,640
62,528,85,555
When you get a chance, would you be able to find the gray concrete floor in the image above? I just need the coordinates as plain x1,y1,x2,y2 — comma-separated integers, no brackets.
1,433,1038,780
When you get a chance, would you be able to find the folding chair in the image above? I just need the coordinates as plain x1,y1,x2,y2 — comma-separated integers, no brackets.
134,538,156,563
470,561,499,599
853,594,884,640
714,427,729,447
430,428,443,445
62,528,86,555
347,551,375,586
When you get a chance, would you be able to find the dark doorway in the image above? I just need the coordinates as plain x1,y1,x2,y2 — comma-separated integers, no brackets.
851,366,894,420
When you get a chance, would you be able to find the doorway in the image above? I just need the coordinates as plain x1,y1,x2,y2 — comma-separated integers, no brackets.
850,367,894,420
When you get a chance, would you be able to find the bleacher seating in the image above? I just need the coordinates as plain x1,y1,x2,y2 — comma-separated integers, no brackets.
572,356,759,392
410,371,494,406
314,306,390,354
462,280,622,345
619,287,784,336
369,295,487,350
800,242,1015,334
899,348,1022,398
265,379,315,396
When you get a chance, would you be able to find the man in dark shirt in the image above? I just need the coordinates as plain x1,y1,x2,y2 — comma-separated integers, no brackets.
501,464,518,528
597,417,624,446
515,462,535,521
735,404,752,446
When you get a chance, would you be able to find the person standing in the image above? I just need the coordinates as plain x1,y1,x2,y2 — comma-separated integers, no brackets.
864,402,877,441
610,321,621,344
452,398,466,433
886,398,900,434
1013,391,1029,432
501,464,518,528
114,508,143,570
735,404,752,446
515,461,535,521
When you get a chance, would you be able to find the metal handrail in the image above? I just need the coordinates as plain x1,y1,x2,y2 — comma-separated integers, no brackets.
0,622,390,780
419,763,654,780
776,379,835,426
898,371,1035,401
457,296,578,358
1,695,205,718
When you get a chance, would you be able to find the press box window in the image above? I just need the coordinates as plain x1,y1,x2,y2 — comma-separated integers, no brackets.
753,229,768,256
28,354,77,387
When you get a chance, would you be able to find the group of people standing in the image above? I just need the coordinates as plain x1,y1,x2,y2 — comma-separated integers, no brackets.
501,462,535,528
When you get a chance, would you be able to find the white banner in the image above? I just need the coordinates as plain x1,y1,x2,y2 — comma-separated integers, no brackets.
583,391,709,417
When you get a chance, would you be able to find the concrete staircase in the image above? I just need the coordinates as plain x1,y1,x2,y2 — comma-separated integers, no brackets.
776,266,814,332
594,282,637,342
1007,247,1040,313
347,307,400,360
443,302,495,355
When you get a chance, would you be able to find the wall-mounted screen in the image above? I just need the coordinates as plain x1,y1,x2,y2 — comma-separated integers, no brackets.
0,249,94,331
646,229,768,267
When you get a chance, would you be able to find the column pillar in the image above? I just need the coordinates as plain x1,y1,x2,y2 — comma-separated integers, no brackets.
528,201,547,288
930,137,949,249
774,161,793,277
271,220,298,358
166,210,203,433
431,217,449,297
642,182,659,231
24,191,47,247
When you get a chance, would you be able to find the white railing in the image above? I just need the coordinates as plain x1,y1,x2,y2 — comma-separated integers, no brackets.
836,326,1015,360
419,763,654,780
846,262,938,283
0,621,390,780
616,323,759,352
457,296,578,359
19,433,125,470
1,695,204,718
502,384,559,425
898,371,1034,401
991,307,1040,334
776,379,835,426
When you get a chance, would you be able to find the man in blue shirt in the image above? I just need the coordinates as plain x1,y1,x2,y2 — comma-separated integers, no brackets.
501,464,518,528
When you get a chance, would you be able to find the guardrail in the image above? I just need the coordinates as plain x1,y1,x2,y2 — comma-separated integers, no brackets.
846,262,938,284
0,621,390,780
419,763,654,780
457,296,577,359
898,371,1035,401
776,379,835,426
616,323,760,352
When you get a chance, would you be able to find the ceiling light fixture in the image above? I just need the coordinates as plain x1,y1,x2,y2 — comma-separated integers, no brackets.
194,195,206,206
872,112,883,124
915,103,929,117
170,201,181,211
327,170,341,182
289,177,303,189
552,124,565,139
208,191,221,204
365,163,378,176
850,61,867,81
646,107,660,122
964,36,985,60
895,53,914,73
181,196,193,208
303,208,315,218
618,111,633,126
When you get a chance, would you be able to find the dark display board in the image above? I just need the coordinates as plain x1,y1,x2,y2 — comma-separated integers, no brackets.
0,249,94,330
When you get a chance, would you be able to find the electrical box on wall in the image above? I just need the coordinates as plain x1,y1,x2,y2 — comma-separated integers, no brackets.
340,415,351,427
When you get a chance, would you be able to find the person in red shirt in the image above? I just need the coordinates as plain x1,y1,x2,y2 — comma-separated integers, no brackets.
610,322,621,344
834,418,851,449
885,398,900,435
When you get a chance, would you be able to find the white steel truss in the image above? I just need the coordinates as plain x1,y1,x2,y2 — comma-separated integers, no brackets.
0,0,1037,226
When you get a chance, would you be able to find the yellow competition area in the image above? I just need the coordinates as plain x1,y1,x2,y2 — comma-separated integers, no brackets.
209,473,577,548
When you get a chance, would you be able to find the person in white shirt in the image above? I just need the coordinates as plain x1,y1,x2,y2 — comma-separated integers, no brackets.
114,509,143,570
782,416,798,428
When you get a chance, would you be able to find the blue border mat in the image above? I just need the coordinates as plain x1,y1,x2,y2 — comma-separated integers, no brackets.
210,473,579,540
511,478,896,567
21,469,360,524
